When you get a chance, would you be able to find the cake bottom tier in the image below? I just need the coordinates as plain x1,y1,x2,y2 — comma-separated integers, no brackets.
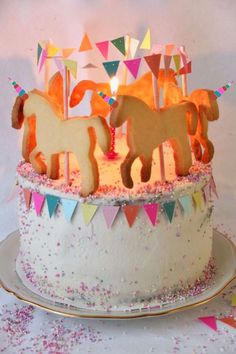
16,191,215,311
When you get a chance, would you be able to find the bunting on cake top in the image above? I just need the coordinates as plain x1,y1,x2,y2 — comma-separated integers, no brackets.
163,201,176,223
82,63,98,69
96,41,109,60
123,58,142,79
32,192,45,216
164,55,172,76
178,61,192,76
63,59,77,79
111,36,126,56
81,204,98,225
102,60,120,78
179,195,192,215
178,47,188,74
37,43,43,65
62,48,76,58
61,198,78,222
173,54,181,76
123,205,140,227
23,188,32,210
165,44,175,56
198,316,218,331
143,203,160,226
54,57,64,76
102,206,120,228
47,43,60,57
46,195,60,218
79,33,93,52
140,28,151,50
128,37,140,58
144,54,161,79
39,49,47,73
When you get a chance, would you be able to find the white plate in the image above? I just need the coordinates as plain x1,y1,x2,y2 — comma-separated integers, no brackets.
0,230,235,319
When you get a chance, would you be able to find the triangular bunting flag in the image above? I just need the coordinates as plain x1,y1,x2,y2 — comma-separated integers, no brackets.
123,205,140,227
144,54,161,79
37,43,43,65
164,55,172,76
192,190,204,211
62,48,75,58
23,189,32,210
198,316,218,331
140,28,151,50
129,37,139,58
81,204,98,225
102,60,120,78
102,206,120,228
32,192,45,216
178,61,192,76
209,176,219,199
54,57,64,76
123,58,142,79
219,317,236,329
203,182,211,203
173,54,181,76
38,49,47,72
79,33,93,52
47,43,60,57
46,195,60,218
61,198,78,222
111,36,126,56
143,203,160,226
178,48,188,73
82,63,98,69
231,294,236,306
165,44,175,56
163,201,176,223
96,41,109,60
179,196,192,215
63,59,77,79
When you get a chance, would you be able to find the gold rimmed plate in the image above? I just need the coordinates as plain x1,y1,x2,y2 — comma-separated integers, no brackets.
0,230,235,319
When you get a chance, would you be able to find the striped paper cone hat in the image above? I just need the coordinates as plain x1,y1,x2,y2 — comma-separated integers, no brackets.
214,80,234,99
9,77,29,100
97,91,119,108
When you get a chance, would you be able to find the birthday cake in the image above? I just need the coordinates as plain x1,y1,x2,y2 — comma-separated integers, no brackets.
10,38,226,311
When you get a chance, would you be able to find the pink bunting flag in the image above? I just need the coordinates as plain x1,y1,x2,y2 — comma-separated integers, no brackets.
143,203,160,226
32,192,45,216
54,57,64,76
39,48,47,73
198,316,218,331
123,58,142,79
23,189,32,209
102,206,120,229
178,47,188,74
96,41,109,60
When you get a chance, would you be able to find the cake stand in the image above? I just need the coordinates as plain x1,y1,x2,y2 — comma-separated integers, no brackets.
0,229,235,319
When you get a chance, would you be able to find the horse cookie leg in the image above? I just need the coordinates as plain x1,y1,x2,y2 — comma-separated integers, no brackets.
75,151,99,197
191,136,202,161
29,147,46,174
121,151,138,189
46,154,60,179
140,153,153,183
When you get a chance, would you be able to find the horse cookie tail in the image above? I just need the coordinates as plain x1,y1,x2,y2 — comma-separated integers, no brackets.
88,116,111,154
184,101,198,135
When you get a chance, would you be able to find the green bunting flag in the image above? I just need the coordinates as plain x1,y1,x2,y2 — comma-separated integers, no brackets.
102,60,120,78
111,36,126,55
163,201,176,223
46,195,60,218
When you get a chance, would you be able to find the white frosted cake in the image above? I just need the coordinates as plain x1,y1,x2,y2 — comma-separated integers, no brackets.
16,140,215,311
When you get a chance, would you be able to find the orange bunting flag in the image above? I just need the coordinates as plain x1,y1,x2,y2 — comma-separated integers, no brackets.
23,189,32,210
144,53,161,79
165,44,175,56
62,48,75,58
140,28,151,50
123,205,140,227
79,33,93,52
219,317,236,329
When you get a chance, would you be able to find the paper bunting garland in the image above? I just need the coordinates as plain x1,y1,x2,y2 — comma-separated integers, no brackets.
123,205,140,227
165,44,175,56
46,195,60,218
143,203,160,226
32,192,45,216
79,33,93,52
81,204,98,225
128,37,140,58
96,41,109,60
23,189,31,210
63,59,77,79
82,63,98,69
163,201,176,223
179,196,192,215
164,55,172,76
37,43,43,65
62,48,75,58
198,316,218,331
39,49,47,73
178,48,188,74
178,61,192,76
54,57,64,76
144,54,161,79
140,28,151,50
173,54,181,76
47,43,60,57
61,198,78,222
192,191,204,211
123,58,141,79
102,60,120,78
219,317,236,329
102,206,120,228
111,36,126,56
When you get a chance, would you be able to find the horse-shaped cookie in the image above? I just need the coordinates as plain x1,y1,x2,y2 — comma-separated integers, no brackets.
110,95,198,189
12,89,111,197
163,82,219,163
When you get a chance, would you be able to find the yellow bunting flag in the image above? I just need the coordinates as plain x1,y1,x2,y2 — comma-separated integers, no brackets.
173,54,181,76
63,59,77,79
192,191,204,211
140,28,151,50
47,43,60,57
79,33,93,52
231,294,236,307
62,48,75,58
81,204,98,225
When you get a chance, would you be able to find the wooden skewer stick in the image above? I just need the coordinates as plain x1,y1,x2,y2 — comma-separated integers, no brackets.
63,66,70,185
180,45,188,97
